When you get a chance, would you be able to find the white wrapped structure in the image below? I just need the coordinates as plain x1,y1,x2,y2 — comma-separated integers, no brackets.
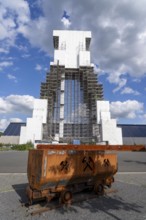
19,99,47,144
19,30,122,145
96,101,123,145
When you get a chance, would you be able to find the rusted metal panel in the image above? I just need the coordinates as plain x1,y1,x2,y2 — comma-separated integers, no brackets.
27,149,117,191
27,150,44,188
37,144,146,151
26,144,146,203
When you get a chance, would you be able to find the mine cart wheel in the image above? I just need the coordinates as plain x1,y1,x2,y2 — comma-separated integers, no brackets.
105,176,114,188
60,190,72,204
28,199,33,206
94,183,104,195
104,178,112,188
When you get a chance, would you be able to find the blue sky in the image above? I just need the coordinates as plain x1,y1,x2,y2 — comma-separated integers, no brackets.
0,0,146,131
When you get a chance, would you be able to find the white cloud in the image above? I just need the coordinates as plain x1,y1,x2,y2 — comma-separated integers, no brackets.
0,95,35,115
0,0,30,51
110,100,144,119
0,0,30,23
0,119,9,132
1,0,146,88
106,64,131,92
0,118,22,132
40,0,146,78
17,45,28,52
94,64,104,75
121,87,140,95
0,48,9,54
0,61,13,71
10,118,23,123
44,67,48,72
21,54,30,58
61,17,71,28
35,64,42,71
7,74,17,83
35,64,48,72
113,78,127,93
1,56,14,61
18,16,49,53
132,78,141,83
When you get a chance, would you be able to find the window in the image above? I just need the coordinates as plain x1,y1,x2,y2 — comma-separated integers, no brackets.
53,36,59,49
86,38,91,51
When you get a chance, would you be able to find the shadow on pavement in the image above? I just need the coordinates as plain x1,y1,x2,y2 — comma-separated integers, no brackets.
55,193,143,220
124,160,146,165
12,183,28,203
12,183,144,220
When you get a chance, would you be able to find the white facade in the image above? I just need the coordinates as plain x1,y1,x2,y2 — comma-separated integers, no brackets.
51,30,94,140
96,100,123,145
19,99,48,144
0,136,19,145
51,30,93,68
19,30,123,145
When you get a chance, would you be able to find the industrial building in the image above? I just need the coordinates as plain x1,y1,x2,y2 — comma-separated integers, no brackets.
18,30,122,145
0,122,25,145
2,30,145,146
1,122,146,145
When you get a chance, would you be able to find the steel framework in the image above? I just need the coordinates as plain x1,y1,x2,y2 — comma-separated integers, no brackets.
40,64,103,143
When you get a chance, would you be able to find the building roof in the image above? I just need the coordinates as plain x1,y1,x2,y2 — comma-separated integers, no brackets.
118,124,146,137
3,122,26,136
3,122,146,138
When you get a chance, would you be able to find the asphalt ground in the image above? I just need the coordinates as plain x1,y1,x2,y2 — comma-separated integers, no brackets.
0,151,28,173
0,151,146,219
0,174,146,220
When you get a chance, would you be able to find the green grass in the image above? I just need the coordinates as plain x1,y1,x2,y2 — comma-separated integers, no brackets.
0,142,34,151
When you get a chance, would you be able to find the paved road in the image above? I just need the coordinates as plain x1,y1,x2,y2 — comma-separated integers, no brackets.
0,151,28,173
0,151,146,173
117,151,146,172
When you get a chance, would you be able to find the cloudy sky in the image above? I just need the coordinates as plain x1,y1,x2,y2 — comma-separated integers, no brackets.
0,0,146,131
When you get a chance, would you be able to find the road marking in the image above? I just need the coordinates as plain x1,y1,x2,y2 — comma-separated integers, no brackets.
0,173,27,175
0,187,26,193
0,189,15,193
117,172,146,174
116,180,141,186
0,188,25,193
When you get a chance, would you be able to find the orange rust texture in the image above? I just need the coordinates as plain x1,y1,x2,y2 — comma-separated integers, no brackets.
27,149,117,191
37,144,146,151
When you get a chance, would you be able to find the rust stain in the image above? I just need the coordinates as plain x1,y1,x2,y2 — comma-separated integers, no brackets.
26,145,119,203
37,144,146,151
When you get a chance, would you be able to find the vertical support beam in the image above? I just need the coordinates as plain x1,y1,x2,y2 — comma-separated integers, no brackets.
59,73,65,138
